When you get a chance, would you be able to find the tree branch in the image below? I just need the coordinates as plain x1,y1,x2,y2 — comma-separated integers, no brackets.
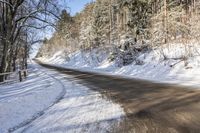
0,0,14,9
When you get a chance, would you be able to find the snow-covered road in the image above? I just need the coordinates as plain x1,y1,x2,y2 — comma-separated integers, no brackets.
0,63,125,133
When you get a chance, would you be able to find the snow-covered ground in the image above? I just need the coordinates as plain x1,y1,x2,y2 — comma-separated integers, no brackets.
0,63,125,133
0,64,64,133
38,43,200,87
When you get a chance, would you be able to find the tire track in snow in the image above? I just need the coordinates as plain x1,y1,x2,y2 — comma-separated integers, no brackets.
8,66,67,133
12,65,125,133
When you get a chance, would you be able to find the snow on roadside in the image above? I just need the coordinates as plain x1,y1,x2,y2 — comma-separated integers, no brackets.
14,66,125,133
0,62,125,133
38,44,200,87
0,64,64,133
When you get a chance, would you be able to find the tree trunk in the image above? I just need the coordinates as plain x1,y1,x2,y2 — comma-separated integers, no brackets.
164,0,168,44
24,44,28,69
109,0,112,46
12,45,19,71
0,41,9,82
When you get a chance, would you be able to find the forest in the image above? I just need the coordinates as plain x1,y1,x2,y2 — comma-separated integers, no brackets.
37,0,200,65
1,0,200,82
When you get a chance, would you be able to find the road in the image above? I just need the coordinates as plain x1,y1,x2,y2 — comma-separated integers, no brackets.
38,62,200,133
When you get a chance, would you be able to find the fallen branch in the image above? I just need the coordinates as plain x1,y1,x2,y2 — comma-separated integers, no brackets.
169,60,184,67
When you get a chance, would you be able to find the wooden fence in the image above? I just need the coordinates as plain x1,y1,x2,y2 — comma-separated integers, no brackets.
0,70,28,84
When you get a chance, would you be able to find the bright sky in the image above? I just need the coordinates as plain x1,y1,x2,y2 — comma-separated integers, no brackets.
67,0,94,16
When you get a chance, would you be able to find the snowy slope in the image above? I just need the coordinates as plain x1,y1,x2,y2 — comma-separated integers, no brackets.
38,43,200,87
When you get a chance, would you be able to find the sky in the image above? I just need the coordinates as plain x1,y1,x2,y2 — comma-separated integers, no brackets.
66,0,94,16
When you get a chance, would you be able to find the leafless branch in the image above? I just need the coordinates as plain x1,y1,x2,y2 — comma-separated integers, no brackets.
0,0,14,9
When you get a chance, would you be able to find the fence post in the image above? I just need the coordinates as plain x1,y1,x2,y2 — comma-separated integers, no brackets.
19,71,22,82
23,70,27,78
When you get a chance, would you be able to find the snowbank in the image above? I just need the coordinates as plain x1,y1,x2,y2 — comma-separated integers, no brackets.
38,43,200,87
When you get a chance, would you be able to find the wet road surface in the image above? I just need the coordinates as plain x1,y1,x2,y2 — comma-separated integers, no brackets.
38,62,200,133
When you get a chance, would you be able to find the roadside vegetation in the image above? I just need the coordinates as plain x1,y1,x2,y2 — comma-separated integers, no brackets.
37,0,200,67
0,0,62,82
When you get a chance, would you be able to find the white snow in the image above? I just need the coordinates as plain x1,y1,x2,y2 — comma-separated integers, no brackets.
14,77,124,133
2,42,199,132
0,62,125,133
0,64,64,133
38,43,200,88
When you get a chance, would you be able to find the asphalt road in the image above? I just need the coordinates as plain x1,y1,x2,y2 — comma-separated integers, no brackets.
38,62,200,133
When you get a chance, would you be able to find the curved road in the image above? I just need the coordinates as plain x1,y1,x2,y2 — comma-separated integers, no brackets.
38,62,200,133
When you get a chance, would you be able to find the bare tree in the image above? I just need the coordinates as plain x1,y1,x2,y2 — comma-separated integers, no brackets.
0,0,62,82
